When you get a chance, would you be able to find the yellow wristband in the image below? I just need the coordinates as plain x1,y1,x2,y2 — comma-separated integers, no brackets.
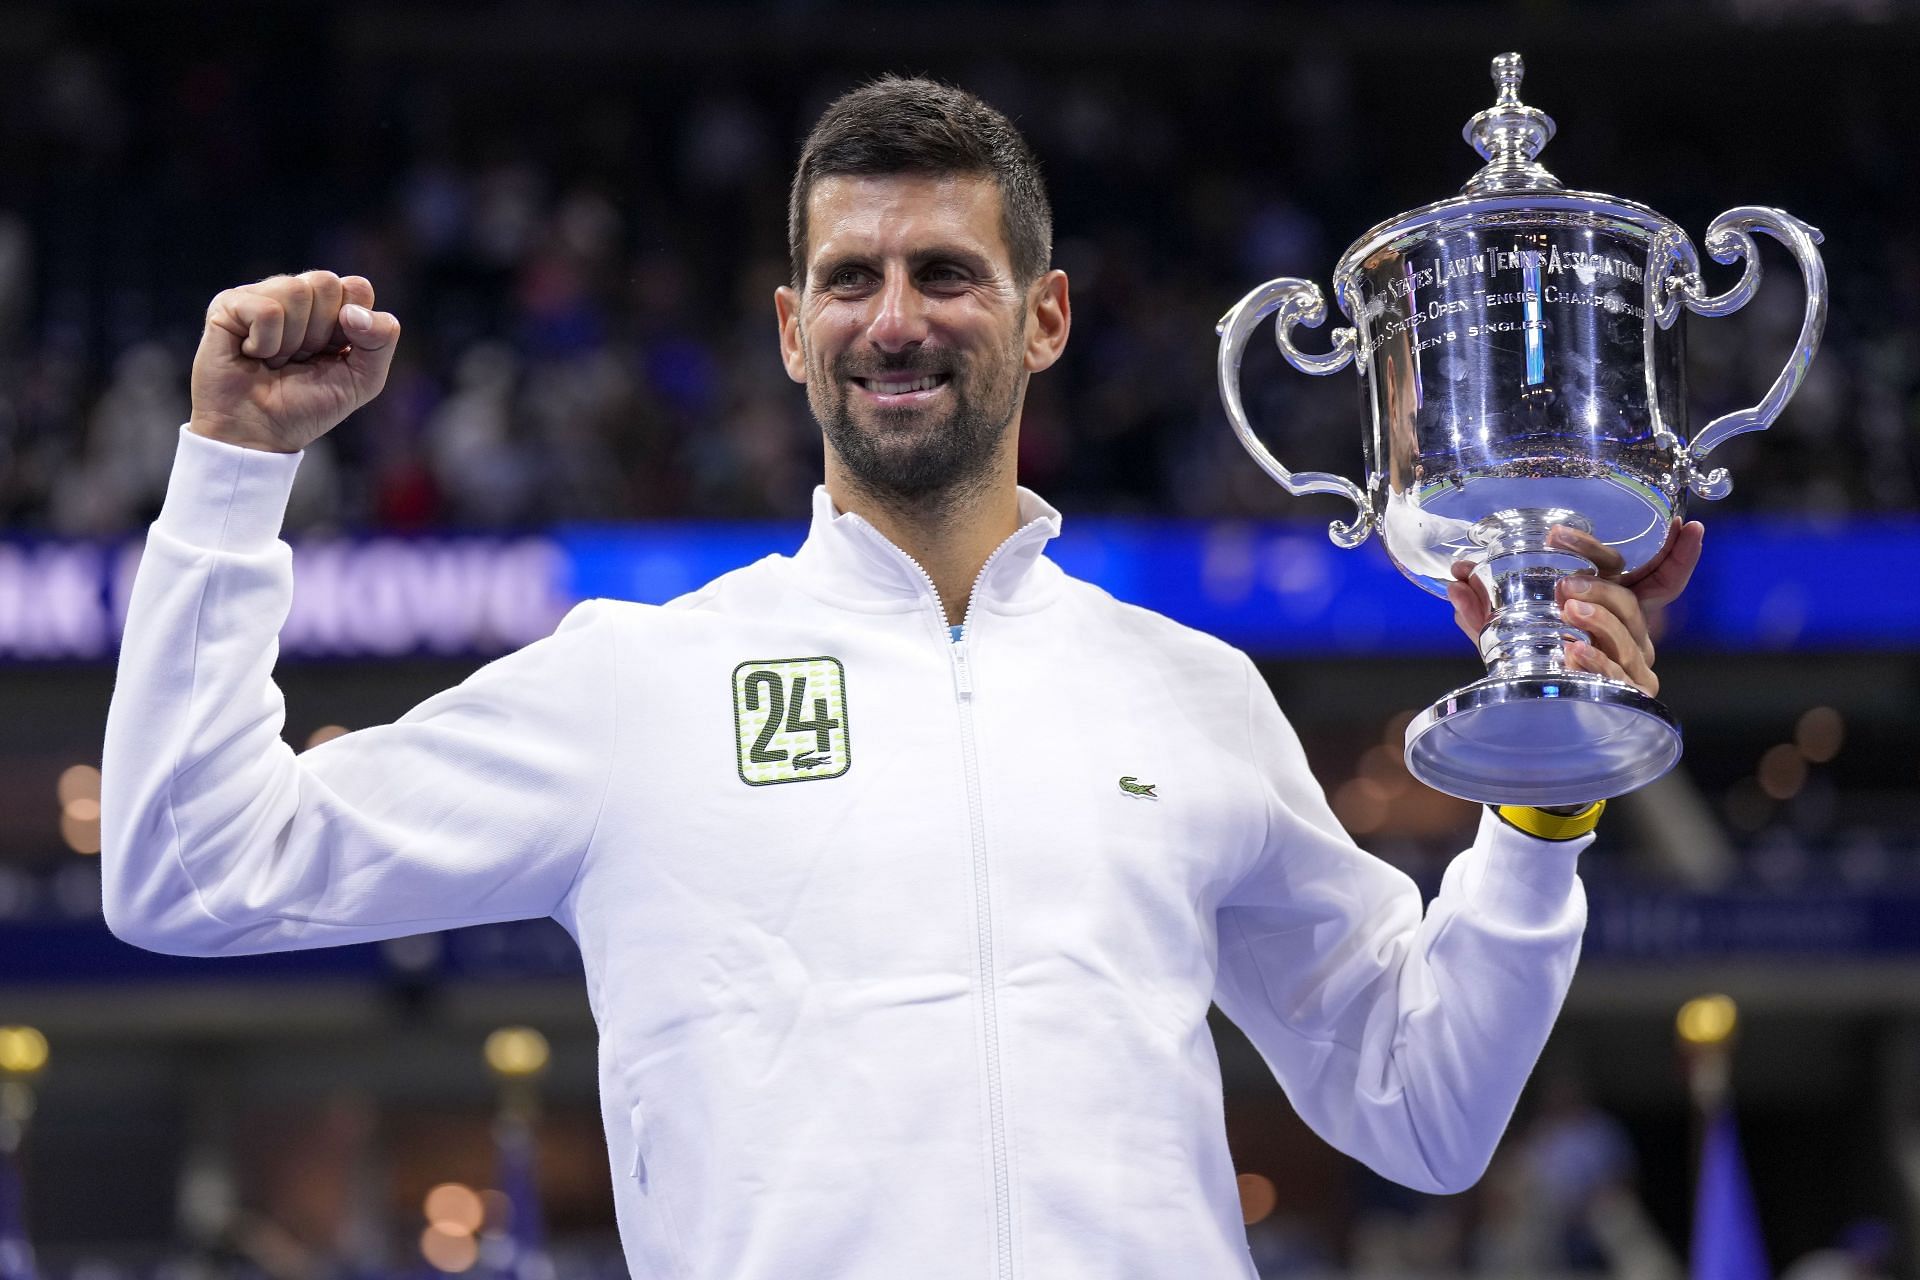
1495,800,1606,841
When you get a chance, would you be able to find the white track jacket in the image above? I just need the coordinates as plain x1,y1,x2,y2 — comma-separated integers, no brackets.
104,427,1592,1280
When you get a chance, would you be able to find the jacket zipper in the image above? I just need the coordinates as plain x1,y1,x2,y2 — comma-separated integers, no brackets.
952,543,1009,1280
850,519,1043,1280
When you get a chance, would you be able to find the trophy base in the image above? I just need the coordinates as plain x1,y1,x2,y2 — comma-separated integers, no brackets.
1404,673,1682,808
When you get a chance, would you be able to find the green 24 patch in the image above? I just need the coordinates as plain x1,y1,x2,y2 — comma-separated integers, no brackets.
732,657,851,785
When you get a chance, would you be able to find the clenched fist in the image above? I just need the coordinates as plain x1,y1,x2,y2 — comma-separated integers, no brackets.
189,271,402,453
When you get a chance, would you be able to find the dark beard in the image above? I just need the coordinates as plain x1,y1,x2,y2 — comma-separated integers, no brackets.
813,348,1021,520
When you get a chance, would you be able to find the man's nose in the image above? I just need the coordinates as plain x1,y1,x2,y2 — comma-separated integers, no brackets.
865,269,929,354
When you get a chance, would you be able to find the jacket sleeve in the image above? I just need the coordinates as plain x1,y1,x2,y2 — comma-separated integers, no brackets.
101,426,618,957
1211,652,1588,1195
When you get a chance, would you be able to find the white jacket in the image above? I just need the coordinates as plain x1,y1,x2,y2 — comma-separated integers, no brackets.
103,426,1591,1280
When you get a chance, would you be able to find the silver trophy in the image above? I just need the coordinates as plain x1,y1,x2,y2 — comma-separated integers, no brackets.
1218,52,1827,807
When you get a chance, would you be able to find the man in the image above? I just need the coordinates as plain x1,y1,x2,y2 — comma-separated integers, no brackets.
103,78,1697,1279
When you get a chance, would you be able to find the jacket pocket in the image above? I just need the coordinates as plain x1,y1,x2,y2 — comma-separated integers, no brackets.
627,1100,688,1277
628,1100,654,1187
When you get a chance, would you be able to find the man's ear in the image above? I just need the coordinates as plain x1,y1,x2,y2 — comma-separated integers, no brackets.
1023,270,1071,374
775,284,807,384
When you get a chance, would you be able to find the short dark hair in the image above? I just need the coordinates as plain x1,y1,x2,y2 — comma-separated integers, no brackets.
788,76,1053,288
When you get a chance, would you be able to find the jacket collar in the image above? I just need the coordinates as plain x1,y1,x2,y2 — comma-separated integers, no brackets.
789,484,1065,615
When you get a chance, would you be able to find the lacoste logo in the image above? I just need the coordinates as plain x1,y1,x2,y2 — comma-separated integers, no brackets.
1118,776,1158,800
792,751,832,771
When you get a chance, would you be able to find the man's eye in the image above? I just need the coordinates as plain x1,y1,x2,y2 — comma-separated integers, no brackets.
829,268,870,290
924,265,967,283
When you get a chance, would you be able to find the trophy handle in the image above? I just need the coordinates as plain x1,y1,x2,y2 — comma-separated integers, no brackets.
1215,278,1373,548
1669,207,1828,500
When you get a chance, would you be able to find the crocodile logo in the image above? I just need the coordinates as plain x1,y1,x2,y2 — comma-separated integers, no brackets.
1118,776,1158,800
792,751,833,771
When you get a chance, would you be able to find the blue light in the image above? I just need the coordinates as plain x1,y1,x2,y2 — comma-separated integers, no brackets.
1522,256,1546,386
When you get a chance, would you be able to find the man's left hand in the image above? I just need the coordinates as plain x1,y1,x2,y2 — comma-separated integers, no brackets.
1446,518,1705,699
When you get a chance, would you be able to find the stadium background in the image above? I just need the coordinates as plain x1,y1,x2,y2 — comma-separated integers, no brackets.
1,0,1917,1276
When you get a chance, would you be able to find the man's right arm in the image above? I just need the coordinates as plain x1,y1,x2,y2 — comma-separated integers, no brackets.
100,275,617,956
1210,652,1588,1195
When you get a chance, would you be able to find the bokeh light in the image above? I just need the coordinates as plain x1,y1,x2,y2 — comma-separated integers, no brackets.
424,1183,485,1236
0,1026,49,1075
57,763,103,855
420,1225,479,1273
484,1027,550,1078
1677,994,1738,1047
57,764,101,806
1236,1172,1278,1226
1794,706,1844,763
60,809,102,856
1757,743,1808,801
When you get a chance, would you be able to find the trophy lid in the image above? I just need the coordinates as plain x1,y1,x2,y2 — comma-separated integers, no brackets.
1330,51,1680,293
1462,53,1562,193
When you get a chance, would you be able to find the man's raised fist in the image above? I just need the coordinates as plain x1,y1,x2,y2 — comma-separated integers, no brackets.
189,271,402,454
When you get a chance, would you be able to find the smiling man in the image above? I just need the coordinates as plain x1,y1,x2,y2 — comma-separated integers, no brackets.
774,98,1070,626
102,77,1695,1280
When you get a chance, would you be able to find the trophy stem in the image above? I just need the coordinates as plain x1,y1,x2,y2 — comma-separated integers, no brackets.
1473,508,1595,681
1402,505,1683,807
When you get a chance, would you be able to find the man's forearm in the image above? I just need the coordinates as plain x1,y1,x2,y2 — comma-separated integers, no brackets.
101,426,308,954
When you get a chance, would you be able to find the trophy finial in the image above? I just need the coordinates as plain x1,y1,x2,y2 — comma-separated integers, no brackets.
1492,52,1524,105
1463,52,1562,193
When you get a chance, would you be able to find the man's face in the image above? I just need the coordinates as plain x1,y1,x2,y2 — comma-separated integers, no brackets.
776,173,1067,510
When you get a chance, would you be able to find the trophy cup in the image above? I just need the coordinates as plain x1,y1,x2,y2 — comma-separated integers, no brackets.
1217,52,1827,807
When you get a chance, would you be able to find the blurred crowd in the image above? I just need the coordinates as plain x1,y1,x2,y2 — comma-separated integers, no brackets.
0,18,1912,537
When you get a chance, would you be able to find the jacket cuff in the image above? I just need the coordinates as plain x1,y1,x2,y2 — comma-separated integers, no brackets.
1467,806,1588,930
154,425,303,553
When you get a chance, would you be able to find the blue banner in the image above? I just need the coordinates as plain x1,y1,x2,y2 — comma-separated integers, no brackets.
560,514,1920,652
1581,888,1920,961
556,514,1920,655
0,515,1913,662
